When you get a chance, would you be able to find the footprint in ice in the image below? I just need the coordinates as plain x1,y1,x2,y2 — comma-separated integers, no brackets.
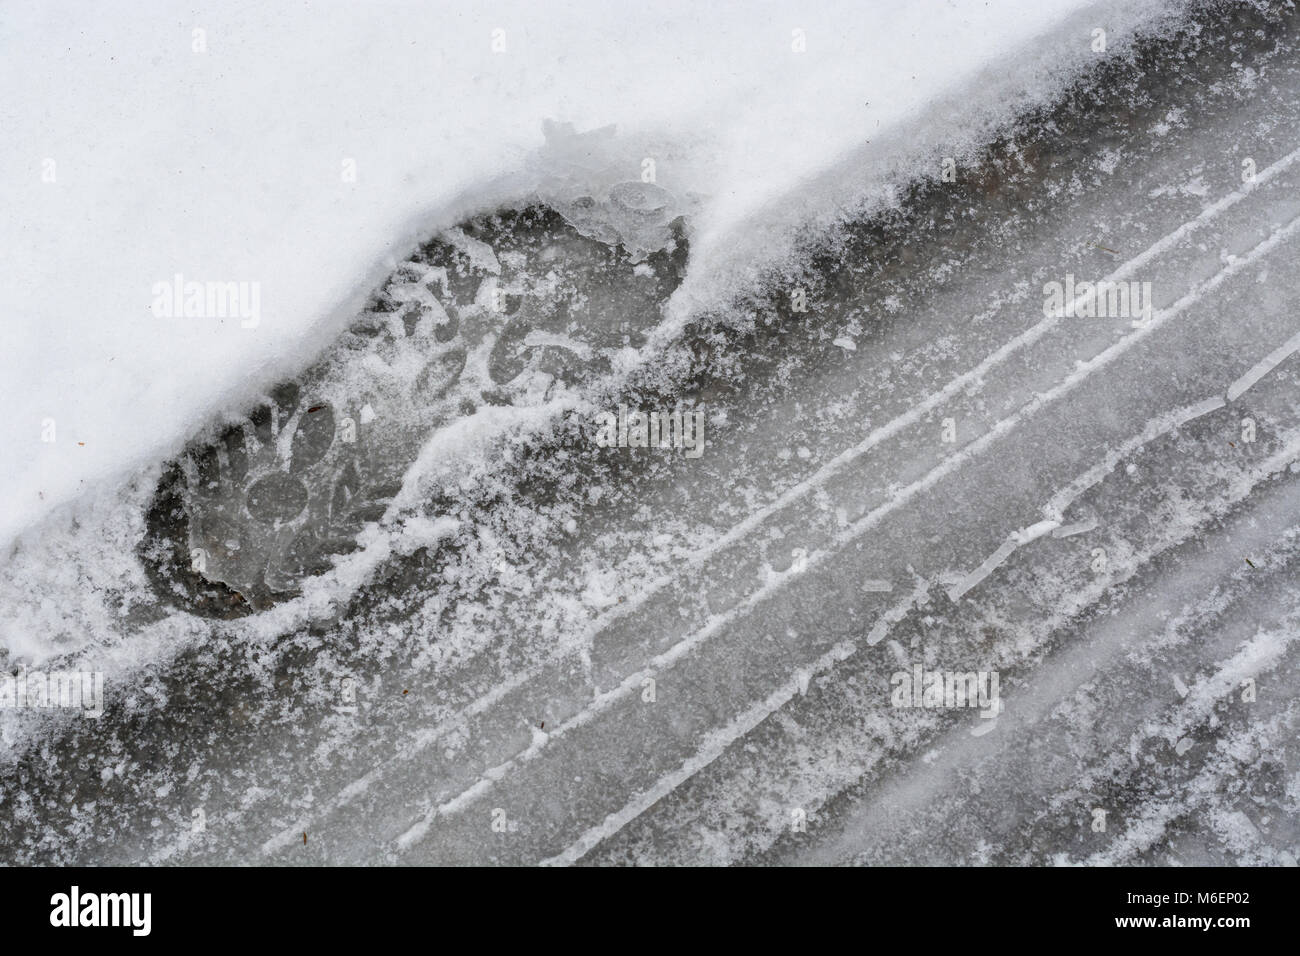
141,195,690,615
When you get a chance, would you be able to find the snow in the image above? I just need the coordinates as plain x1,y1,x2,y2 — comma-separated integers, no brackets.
0,0,1180,553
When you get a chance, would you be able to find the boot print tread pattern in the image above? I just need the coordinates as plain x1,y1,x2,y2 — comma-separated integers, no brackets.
142,199,689,615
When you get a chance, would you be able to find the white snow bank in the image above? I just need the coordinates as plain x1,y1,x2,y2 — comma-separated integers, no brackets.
0,0,1181,551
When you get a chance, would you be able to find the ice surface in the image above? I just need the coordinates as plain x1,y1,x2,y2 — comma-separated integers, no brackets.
14,0,1299,870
